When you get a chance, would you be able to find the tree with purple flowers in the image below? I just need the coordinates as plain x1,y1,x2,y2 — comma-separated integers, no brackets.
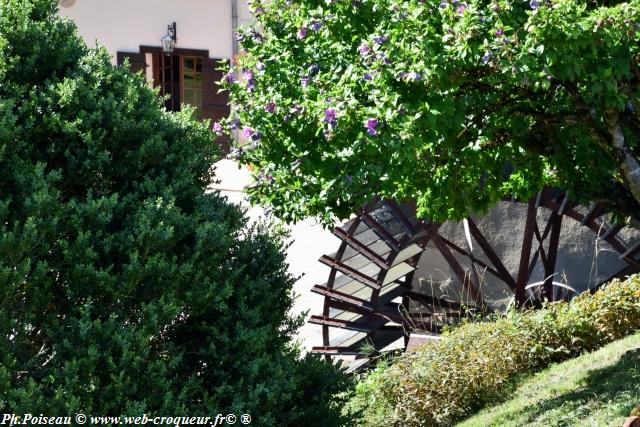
225,0,640,226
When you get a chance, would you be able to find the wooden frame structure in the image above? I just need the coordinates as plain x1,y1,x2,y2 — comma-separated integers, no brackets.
309,189,640,360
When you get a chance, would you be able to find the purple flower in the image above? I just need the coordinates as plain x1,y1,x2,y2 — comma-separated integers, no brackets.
308,63,320,75
492,3,500,11
283,115,290,122
457,3,467,13
482,51,492,64
264,101,276,113
310,21,323,31
358,42,372,57
439,1,448,8
254,6,265,14
251,131,261,142
242,127,254,139
297,27,308,39
378,52,392,65
406,71,421,82
243,69,255,91
529,0,539,8
225,72,236,84
256,62,266,71
234,31,245,42
300,76,311,88
213,122,223,134
364,118,379,136
324,108,337,125
363,73,373,81
373,35,387,45
230,118,240,130
495,28,504,36
503,37,511,44
345,175,353,184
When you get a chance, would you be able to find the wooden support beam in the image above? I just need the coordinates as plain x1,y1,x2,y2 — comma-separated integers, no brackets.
620,241,640,261
580,203,605,226
466,218,518,291
432,235,484,308
438,236,503,280
516,197,537,306
601,223,623,240
543,211,563,301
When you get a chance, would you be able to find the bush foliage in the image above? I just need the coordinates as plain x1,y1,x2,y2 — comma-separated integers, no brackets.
225,0,640,225
346,274,640,426
0,1,350,423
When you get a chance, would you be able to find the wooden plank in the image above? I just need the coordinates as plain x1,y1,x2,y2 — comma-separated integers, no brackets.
387,201,417,234
361,211,400,251
319,255,382,289
311,285,375,312
327,300,405,324
311,346,363,356
333,227,390,269
308,315,380,333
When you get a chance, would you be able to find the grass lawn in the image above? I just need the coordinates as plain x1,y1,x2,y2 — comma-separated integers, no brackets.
457,332,640,427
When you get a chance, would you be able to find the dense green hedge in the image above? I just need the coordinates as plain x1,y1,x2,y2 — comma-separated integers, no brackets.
0,1,351,424
346,275,640,426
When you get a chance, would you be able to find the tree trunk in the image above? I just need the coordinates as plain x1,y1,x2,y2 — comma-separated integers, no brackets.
604,110,640,211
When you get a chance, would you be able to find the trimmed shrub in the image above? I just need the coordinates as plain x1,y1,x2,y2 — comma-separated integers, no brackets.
0,1,351,424
346,275,640,426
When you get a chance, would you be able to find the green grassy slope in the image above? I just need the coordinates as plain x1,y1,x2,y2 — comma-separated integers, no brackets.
457,332,640,427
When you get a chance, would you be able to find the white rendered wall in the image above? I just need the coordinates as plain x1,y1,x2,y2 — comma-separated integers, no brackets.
58,0,251,63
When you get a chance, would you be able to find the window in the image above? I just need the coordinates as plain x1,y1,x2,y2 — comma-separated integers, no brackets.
118,48,231,152
182,56,203,110
155,54,181,112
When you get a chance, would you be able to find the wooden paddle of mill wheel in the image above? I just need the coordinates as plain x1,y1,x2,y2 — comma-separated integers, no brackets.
309,189,640,363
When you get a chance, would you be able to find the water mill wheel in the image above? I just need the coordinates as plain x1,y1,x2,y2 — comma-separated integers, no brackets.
308,188,640,366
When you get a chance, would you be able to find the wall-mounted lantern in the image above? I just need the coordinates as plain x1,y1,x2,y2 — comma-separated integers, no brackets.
161,22,177,54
